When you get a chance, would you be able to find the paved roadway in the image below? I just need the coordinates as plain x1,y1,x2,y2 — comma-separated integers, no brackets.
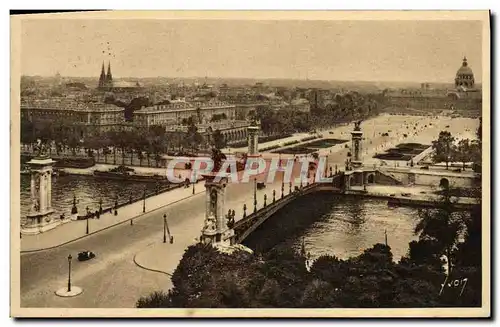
20,113,479,308
20,164,307,308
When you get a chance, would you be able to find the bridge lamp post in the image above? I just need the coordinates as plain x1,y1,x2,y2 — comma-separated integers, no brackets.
192,170,196,195
67,254,72,292
263,194,267,207
86,216,89,235
281,180,284,199
273,190,276,203
289,181,292,194
114,196,118,216
253,179,257,213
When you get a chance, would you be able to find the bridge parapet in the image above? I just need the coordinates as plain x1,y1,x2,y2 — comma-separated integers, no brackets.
233,179,340,243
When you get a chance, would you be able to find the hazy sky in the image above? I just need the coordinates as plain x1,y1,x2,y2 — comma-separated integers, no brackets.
20,19,483,83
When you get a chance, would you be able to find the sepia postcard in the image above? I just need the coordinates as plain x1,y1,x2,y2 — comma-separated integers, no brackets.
10,10,491,318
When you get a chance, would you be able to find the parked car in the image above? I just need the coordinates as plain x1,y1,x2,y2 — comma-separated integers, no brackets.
78,251,96,262
401,193,411,197
420,166,429,170
256,182,266,190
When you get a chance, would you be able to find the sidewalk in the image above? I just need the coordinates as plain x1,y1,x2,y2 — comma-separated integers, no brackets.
21,180,207,252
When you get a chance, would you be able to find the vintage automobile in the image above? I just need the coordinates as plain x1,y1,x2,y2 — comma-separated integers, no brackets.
401,193,411,197
256,182,266,190
78,251,96,262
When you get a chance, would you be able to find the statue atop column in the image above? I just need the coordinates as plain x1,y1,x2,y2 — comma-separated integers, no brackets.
33,140,49,159
354,120,362,131
211,148,227,173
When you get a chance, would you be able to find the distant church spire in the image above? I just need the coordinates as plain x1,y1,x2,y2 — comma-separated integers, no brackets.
98,61,106,88
106,62,113,83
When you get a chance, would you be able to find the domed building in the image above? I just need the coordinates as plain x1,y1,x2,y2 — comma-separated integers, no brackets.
455,56,475,89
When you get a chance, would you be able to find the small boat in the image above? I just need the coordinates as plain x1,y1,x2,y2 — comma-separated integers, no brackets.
93,165,170,183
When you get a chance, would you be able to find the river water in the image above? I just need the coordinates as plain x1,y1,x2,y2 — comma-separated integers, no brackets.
20,175,419,261
20,174,160,224
243,192,420,262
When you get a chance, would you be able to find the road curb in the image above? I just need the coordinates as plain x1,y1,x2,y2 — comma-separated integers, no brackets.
20,189,204,254
132,244,172,276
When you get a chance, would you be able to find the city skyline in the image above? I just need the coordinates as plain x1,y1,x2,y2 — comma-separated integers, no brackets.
20,19,482,83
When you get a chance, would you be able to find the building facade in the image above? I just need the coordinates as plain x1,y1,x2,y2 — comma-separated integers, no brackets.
133,100,237,128
21,98,125,137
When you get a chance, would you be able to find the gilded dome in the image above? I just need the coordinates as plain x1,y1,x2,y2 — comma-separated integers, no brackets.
456,57,474,76
455,57,475,89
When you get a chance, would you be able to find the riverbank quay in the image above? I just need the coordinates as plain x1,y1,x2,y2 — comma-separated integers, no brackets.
345,185,477,210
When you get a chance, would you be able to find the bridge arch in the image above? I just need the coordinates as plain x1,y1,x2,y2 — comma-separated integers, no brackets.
439,178,450,189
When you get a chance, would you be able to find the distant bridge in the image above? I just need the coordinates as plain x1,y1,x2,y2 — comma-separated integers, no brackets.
232,167,478,244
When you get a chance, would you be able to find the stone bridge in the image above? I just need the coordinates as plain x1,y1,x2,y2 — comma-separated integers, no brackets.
233,174,343,243
231,166,478,244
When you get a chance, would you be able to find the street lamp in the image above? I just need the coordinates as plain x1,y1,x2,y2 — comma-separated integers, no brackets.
192,171,196,195
163,214,167,243
67,254,72,292
143,188,146,213
71,194,78,214
86,216,89,234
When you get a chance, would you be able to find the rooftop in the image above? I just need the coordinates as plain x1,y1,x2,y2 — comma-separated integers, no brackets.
21,99,123,112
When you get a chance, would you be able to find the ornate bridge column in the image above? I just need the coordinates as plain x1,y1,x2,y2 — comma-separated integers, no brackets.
22,156,61,235
247,118,260,157
200,174,234,245
351,121,364,169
